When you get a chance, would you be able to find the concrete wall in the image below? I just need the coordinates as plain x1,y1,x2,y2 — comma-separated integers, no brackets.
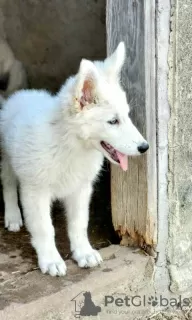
154,0,171,294
168,0,192,293
0,0,106,92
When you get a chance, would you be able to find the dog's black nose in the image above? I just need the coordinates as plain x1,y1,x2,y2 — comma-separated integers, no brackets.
137,142,149,154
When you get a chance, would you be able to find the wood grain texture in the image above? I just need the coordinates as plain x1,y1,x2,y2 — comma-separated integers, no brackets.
106,0,157,249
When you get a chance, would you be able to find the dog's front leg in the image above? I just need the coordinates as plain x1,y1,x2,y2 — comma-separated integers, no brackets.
20,184,66,276
65,183,103,268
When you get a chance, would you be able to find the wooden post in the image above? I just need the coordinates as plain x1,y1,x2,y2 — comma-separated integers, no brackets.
106,0,157,252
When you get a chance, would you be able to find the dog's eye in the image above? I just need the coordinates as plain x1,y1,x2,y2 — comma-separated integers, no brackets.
107,119,119,125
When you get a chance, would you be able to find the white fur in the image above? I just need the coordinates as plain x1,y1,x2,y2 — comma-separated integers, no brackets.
0,42,147,276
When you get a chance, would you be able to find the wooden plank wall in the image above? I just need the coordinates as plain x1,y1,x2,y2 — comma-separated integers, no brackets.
106,0,157,252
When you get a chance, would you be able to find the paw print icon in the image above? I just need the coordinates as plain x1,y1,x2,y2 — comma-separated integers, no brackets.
148,296,158,307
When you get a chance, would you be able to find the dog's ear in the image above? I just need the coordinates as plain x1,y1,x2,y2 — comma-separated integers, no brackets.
75,59,99,110
104,42,126,81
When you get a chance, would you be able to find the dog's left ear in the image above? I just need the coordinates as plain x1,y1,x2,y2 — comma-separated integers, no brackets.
75,59,99,111
104,42,126,81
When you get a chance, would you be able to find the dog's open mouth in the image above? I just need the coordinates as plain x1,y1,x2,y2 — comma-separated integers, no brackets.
100,141,128,171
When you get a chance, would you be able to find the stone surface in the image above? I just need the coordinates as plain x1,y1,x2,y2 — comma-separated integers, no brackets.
154,0,171,294
168,0,192,293
0,245,189,319
0,245,155,320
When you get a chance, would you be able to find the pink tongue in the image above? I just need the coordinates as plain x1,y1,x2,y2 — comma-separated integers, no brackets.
116,151,128,171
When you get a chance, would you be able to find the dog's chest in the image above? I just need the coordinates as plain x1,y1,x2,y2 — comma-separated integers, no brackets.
50,150,103,198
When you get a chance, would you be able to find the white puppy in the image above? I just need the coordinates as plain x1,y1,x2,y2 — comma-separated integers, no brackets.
0,42,148,276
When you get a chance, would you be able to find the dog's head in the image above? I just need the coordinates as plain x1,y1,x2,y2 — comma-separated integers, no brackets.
83,291,91,299
63,42,149,171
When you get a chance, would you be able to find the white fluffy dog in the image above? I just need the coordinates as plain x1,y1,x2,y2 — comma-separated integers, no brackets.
0,42,148,276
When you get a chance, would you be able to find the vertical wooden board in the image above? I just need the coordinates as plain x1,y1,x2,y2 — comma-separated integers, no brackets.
106,0,157,248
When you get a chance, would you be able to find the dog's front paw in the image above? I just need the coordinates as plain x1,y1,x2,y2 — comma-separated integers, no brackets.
38,253,67,277
72,247,103,268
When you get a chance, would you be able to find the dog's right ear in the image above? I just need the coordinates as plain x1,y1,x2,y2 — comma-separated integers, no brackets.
75,59,99,111
103,42,126,81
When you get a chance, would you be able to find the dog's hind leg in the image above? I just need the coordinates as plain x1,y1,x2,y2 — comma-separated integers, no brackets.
1,155,23,231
